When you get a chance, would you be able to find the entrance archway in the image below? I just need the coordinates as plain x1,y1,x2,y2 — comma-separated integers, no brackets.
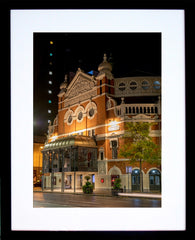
111,175,119,187
108,165,122,187
149,169,161,191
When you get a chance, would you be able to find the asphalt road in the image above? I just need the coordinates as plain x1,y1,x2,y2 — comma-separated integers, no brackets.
33,192,161,208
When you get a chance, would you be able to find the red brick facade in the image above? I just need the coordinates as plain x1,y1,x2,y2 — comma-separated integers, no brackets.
46,54,161,191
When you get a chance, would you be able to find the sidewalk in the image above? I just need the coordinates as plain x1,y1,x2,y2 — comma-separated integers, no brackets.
118,192,161,199
33,187,160,198
33,187,112,196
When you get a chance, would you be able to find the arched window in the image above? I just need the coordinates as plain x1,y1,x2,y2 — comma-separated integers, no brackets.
85,101,97,120
64,109,74,125
111,140,118,159
75,105,85,123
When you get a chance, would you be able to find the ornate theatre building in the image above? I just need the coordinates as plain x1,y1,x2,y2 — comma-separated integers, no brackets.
41,54,161,192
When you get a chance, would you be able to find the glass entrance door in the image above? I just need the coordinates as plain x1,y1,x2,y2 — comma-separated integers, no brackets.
149,169,161,191
131,169,140,191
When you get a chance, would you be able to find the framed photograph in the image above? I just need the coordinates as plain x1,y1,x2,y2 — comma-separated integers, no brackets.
10,9,185,231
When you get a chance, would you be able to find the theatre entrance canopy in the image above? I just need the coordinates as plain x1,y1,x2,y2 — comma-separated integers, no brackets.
42,135,98,173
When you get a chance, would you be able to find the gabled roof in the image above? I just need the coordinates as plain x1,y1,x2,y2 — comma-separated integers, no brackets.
64,69,96,100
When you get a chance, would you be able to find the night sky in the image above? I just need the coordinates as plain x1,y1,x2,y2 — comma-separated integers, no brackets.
34,33,161,136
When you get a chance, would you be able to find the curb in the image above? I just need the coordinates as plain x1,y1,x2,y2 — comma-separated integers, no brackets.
118,193,161,199
33,190,114,197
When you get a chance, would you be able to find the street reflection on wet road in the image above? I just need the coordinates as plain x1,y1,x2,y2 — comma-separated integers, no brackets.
33,192,161,208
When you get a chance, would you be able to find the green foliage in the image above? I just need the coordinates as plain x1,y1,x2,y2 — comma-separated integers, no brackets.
84,175,91,182
82,176,94,194
119,122,161,164
123,122,152,141
113,178,122,190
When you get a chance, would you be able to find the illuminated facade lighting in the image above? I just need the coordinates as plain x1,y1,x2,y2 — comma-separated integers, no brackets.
41,53,161,194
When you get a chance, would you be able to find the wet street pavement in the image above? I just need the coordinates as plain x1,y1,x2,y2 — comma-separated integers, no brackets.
33,192,161,208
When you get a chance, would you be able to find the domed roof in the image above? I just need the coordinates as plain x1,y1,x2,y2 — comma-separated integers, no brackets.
98,53,112,72
43,135,97,151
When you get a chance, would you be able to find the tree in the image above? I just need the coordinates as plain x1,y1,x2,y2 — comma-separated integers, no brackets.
113,178,122,190
119,122,161,192
82,176,94,194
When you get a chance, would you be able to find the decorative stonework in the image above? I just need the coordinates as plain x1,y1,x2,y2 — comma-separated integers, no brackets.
106,96,116,110
98,161,107,175
108,165,122,175
67,77,96,99
96,53,113,80
64,89,97,108
132,114,152,120
63,101,97,125
59,70,97,108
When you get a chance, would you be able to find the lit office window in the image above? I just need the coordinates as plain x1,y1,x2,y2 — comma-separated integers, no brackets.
49,71,53,75
48,110,51,114
48,90,52,94
50,53,53,56
48,100,52,103
50,41,53,45
48,80,52,85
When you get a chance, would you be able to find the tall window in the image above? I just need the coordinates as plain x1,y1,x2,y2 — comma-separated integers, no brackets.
100,152,104,160
100,80,102,95
111,140,118,159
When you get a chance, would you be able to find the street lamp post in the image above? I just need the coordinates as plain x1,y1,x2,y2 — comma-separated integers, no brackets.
51,151,54,192
70,146,76,193
73,147,76,193
42,152,45,191
61,149,65,193
126,166,132,193
140,159,143,192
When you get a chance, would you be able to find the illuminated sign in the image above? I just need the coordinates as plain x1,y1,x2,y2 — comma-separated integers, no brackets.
101,178,104,183
108,120,120,131
108,125,120,131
